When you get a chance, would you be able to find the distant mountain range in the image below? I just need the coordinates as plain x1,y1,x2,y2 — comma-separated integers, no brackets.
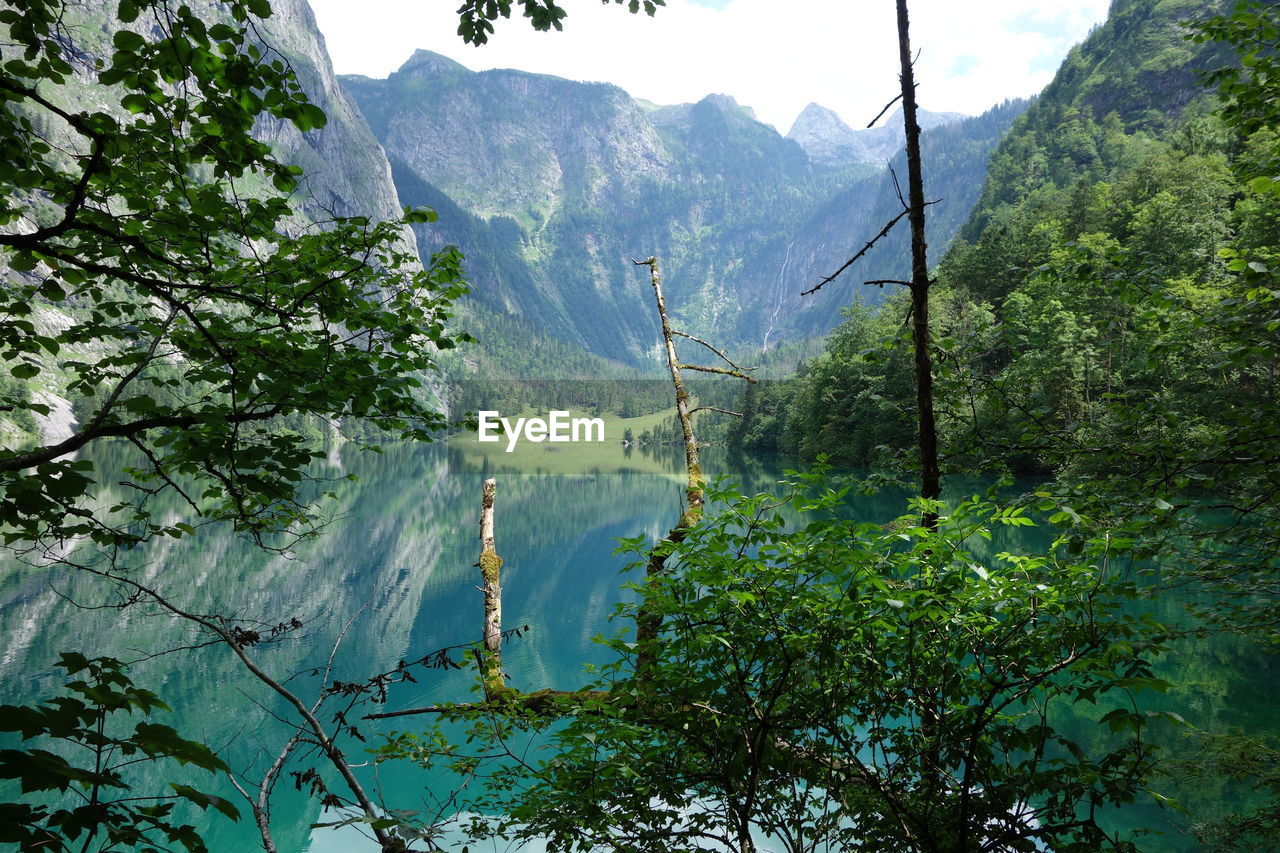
340,52,1021,369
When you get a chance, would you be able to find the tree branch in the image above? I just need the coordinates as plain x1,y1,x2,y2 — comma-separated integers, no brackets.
867,93,904,128
688,406,743,418
671,330,756,376
802,200,942,296
677,363,757,382
0,406,283,473
803,209,908,296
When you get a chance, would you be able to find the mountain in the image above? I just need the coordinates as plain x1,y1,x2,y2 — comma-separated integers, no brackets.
0,0,421,445
343,54,1014,367
784,98,1029,312
787,103,968,167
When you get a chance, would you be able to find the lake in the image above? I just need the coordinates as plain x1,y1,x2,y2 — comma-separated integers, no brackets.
1,439,1276,851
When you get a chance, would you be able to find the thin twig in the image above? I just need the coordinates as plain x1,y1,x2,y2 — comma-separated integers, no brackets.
867,93,904,128
688,406,743,417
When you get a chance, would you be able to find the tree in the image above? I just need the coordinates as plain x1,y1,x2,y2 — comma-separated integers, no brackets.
0,0,475,849
2,0,686,846
455,0,664,45
0,0,470,556
0,654,238,853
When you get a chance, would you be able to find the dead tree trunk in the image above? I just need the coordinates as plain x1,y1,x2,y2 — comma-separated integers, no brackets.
479,477,507,697
897,0,941,528
895,0,945,805
803,3,941,529
632,256,754,678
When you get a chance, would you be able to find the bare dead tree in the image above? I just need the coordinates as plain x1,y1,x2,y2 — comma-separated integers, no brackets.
631,256,755,677
895,0,941,526
803,0,941,531
478,478,508,698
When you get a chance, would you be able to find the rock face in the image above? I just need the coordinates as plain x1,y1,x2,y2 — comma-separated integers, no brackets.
248,0,414,241
787,102,969,166
344,54,1016,364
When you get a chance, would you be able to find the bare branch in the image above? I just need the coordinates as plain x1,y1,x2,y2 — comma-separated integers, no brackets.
678,363,757,383
803,200,943,297
672,330,757,375
803,209,909,296
867,93,904,128
890,164,906,208
688,406,743,418
68,566,395,850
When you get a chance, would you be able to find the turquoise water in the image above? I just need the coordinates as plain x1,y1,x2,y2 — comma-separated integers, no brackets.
0,441,1275,851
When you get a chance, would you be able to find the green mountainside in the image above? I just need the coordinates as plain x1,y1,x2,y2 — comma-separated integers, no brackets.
735,0,1242,465
957,0,1234,249
342,55,1022,367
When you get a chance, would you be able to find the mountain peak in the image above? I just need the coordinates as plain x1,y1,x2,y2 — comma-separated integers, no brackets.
787,102,860,166
788,102,968,166
789,103,855,138
396,49,470,78
696,93,758,121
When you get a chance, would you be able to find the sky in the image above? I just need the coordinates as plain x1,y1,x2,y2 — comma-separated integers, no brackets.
307,0,1112,134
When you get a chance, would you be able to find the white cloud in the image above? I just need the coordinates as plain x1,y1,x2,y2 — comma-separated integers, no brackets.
307,0,1110,133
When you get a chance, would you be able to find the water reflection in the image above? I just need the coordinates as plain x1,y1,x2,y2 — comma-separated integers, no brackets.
0,440,1275,851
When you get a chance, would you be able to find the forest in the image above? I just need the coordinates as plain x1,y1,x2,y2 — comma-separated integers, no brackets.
1,0,1278,851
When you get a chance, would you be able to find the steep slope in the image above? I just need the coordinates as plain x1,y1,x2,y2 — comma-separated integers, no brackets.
750,98,1029,343
345,56,821,363
249,0,411,230
957,0,1234,246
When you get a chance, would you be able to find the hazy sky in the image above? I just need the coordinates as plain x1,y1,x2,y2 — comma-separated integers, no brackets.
307,0,1111,133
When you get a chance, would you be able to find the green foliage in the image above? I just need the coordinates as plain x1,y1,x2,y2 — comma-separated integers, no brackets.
0,653,238,852
0,0,470,553
931,0,1280,640
456,0,664,46
397,476,1169,852
1169,732,1280,850
718,5,1280,844
925,3,1280,843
